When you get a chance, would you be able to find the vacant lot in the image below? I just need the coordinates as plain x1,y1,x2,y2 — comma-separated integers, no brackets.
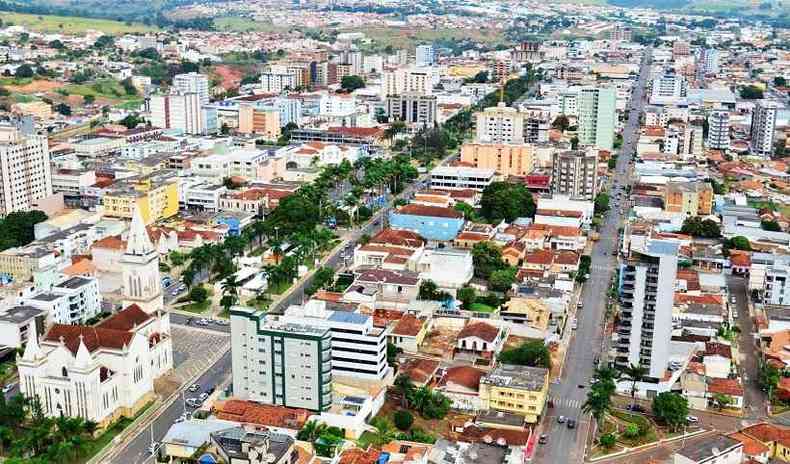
214,16,292,33
1,11,157,34
341,25,506,51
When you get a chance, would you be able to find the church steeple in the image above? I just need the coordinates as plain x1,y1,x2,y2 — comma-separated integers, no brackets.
126,206,154,257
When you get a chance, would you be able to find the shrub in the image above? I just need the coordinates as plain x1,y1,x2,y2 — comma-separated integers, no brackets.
623,424,640,438
599,433,616,449
393,410,414,431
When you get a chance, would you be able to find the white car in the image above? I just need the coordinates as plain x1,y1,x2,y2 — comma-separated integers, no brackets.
148,443,160,455
686,415,699,424
1,384,15,394
187,384,200,392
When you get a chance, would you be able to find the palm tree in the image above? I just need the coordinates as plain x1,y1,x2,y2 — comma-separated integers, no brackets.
622,363,648,408
297,420,326,442
582,387,612,427
221,275,240,311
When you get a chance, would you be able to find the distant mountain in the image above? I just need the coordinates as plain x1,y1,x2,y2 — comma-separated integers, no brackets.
1,0,207,20
607,0,690,8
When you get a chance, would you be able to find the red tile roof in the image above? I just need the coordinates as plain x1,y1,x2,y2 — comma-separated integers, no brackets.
370,228,425,248
442,366,485,391
704,342,732,359
399,357,440,385
391,314,424,336
97,304,151,331
92,235,126,250
708,378,743,397
338,447,381,464
44,325,134,354
742,423,790,446
395,204,463,219
213,400,310,429
457,321,500,343
728,432,770,457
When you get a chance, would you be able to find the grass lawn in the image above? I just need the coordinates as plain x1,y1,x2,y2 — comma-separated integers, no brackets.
609,410,658,446
0,77,33,87
340,25,506,51
214,16,293,33
117,98,145,110
181,300,211,314
79,401,154,463
60,78,133,101
469,302,496,313
356,431,379,450
0,11,157,35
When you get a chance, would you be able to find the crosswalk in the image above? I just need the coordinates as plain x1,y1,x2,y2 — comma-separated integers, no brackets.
548,395,583,410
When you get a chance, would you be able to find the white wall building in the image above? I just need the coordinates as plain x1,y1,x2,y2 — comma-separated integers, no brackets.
17,305,172,428
25,276,101,325
707,111,730,150
415,44,436,67
750,100,778,157
260,65,298,93
0,126,53,216
429,166,495,191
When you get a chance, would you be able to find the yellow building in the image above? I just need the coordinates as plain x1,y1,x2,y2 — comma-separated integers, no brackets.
460,142,535,176
479,363,549,423
500,297,551,332
238,105,281,141
102,172,179,225
664,181,713,216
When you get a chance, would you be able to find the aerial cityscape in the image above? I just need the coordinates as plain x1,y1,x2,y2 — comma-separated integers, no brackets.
1,0,790,463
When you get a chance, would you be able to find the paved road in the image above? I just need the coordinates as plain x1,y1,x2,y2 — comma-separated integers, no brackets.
729,275,766,419
170,312,231,334
109,350,232,464
534,47,652,464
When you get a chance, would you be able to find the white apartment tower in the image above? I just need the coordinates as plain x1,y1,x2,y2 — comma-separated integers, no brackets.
615,240,679,379
149,93,206,135
578,87,617,151
475,103,525,144
649,72,686,105
121,207,163,314
260,65,299,93
415,44,436,67
750,100,779,157
707,111,731,150
231,306,333,412
172,72,210,105
0,126,53,216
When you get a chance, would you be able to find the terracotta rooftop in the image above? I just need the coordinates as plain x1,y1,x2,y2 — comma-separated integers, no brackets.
395,204,463,219
213,399,310,430
97,304,151,332
457,321,500,343
442,365,485,391
44,325,134,354
369,228,425,248
399,357,440,385
391,314,424,336
741,423,790,447
91,235,126,250
338,447,381,464
704,342,733,359
728,432,770,457
355,268,420,286
708,378,743,397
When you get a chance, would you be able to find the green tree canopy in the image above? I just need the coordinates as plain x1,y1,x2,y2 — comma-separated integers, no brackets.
471,241,506,280
340,75,365,92
0,210,48,252
740,85,764,99
498,341,551,368
652,392,689,431
681,217,721,238
393,410,414,431
480,182,536,223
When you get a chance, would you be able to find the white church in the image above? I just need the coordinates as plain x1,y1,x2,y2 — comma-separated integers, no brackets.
17,208,172,428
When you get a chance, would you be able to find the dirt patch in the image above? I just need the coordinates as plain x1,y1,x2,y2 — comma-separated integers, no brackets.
6,80,64,93
211,65,245,91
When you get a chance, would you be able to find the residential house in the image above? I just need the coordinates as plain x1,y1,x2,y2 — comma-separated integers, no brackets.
437,366,485,412
455,321,504,357
673,434,743,464
388,314,429,352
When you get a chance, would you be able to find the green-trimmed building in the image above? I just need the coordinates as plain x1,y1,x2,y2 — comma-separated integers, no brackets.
231,306,332,412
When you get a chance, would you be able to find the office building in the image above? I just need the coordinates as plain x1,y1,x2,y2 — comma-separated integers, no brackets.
231,306,333,411
510,42,542,64
121,207,164,314
578,87,617,151
707,111,730,150
750,100,779,157
172,72,210,105
0,306,46,349
415,44,436,67
429,166,496,191
650,72,687,105
616,240,679,379
475,103,525,144
238,105,281,140
551,150,598,200
385,93,437,126
459,143,534,177
0,126,53,216
260,65,298,93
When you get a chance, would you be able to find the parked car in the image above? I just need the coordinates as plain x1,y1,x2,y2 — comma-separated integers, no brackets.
626,404,646,413
1,384,15,394
567,420,576,429
686,416,699,424
199,392,209,401
538,434,548,444
557,415,566,424
187,384,200,392
186,398,202,408
148,443,160,455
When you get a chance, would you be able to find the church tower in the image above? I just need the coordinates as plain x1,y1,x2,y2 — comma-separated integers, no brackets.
121,207,163,314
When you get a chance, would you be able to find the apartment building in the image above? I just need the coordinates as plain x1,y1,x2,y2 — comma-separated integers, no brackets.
25,276,101,324
101,172,179,224
51,169,96,207
172,72,210,105
664,182,713,216
238,105,281,140
475,103,525,144
260,65,299,93
231,306,333,412
650,72,687,105
478,364,549,423
707,111,730,150
0,245,56,281
149,92,212,135
415,44,436,67
750,100,779,157
381,68,437,98
385,93,437,126
459,142,534,177
0,126,53,216
577,87,617,151
550,150,598,200
616,240,679,380
765,264,790,306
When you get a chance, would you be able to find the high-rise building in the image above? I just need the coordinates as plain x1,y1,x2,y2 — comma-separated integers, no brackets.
510,42,543,64
260,65,299,93
615,240,679,380
415,44,436,67
475,103,525,144
231,306,333,411
695,48,719,79
121,207,163,314
0,126,52,216
149,92,209,135
385,93,437,127
172,72,210,105
750,100,779,157
335,49,363,75
578,87,617,151
381,68,437,98
551,150,598,200
238,105,281,140
650,72,687,105
707,111,731,150
609,24,633,41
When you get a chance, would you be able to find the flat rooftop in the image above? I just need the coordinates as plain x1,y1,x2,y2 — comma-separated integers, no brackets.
481,363,548,391
55,276,93,290
0,305,46,324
